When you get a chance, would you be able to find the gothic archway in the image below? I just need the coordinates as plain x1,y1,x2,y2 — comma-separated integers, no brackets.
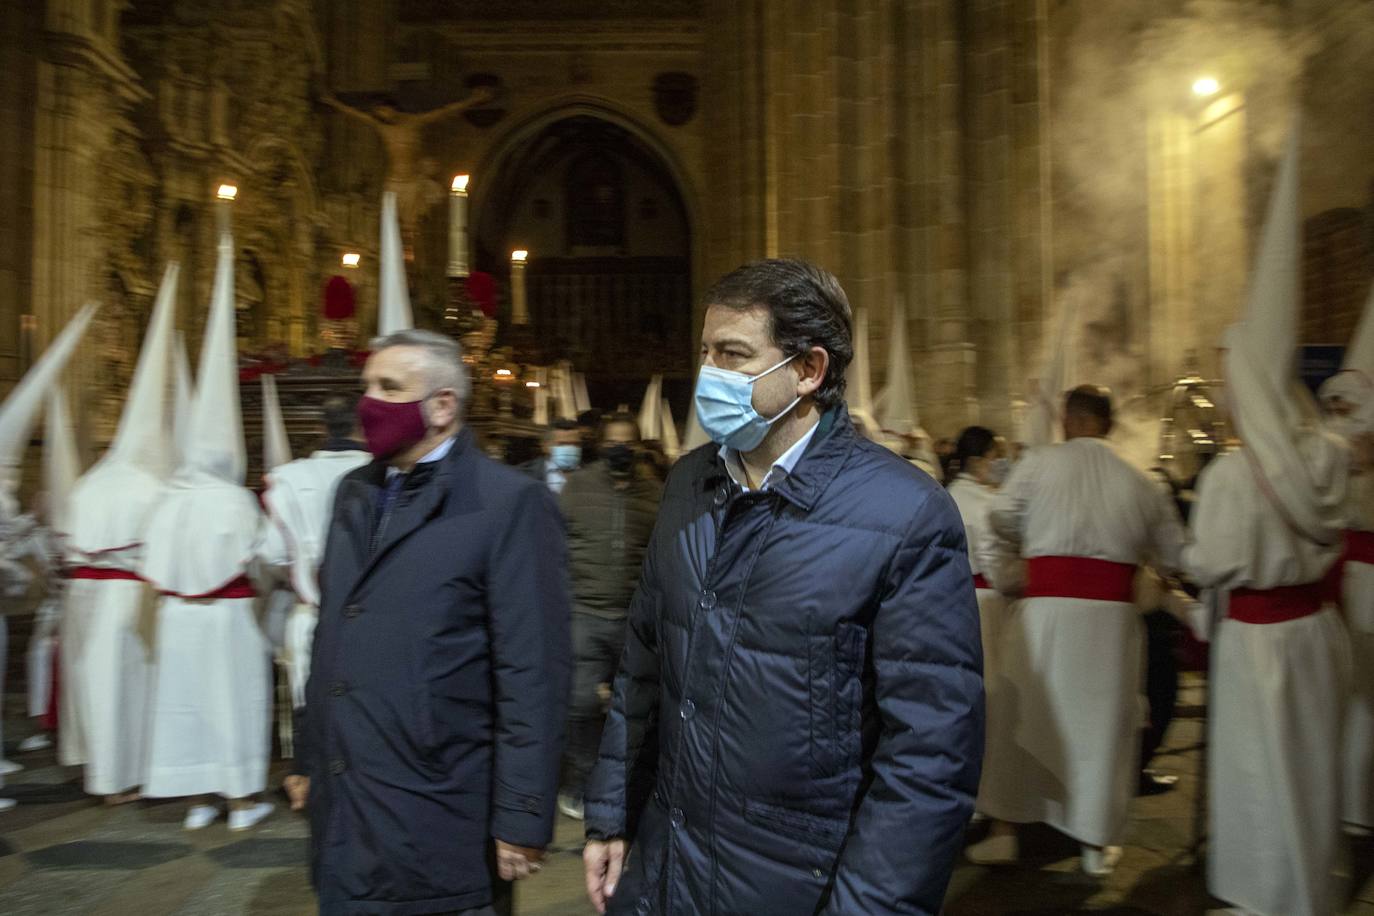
470,108,696,412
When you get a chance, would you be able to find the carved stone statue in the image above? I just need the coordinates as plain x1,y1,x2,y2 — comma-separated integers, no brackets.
321,87,495,230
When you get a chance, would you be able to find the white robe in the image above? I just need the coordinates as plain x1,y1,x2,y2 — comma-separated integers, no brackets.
1341,471,1374,830
141,475,269,800
61,463,166,790
979,437,1185,846
947,475,1007,684
259,449,370,707
1184,450,1349,916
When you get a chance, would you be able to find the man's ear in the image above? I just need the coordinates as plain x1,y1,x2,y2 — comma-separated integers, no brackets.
797,346,829,397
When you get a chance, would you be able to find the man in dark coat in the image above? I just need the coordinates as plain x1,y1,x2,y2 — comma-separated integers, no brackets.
583,260,984,916
305,329,571,915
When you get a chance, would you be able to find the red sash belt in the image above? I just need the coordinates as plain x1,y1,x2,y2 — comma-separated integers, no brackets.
972,573,991,590
1344,530,1374,566
159,575,256,601
67,566,143,582
1024,556,1137,603
1227,583,1323,625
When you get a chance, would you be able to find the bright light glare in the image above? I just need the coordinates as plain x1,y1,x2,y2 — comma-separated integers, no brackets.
341,252,361,268
495,368,514,378
1192,76,1220,97
511,249,529,263
452,174,470,192
216,183,239,200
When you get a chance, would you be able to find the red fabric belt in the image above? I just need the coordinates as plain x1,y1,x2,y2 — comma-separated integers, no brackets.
1023,556,1137,603
972,573,991,590
1344,529,1374,566
66,566,143,582
1227,583,1323,625
159,575,257,601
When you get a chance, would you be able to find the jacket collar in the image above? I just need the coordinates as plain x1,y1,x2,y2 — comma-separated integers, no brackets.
699,404,856,512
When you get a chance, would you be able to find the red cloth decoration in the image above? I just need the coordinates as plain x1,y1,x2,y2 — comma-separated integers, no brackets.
466,271,497,318
323,275,357,320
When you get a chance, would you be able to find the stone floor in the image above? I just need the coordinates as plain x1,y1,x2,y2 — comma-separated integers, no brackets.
0,677,1369,915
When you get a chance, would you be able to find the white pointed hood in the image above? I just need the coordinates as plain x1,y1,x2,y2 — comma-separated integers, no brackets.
638,375,663,441
181,233,246,483
108,263,180,471
42,387,81,535
378,192,413,335
660,396,680,459
846,302,882,438
172,331,194,465
1317,284,1374,432
0,302,97,500
140,232,262,597
67,266,180,559
261,374,291,471
1028,292,1078,448
1222,123,1346,544
875,295,919,436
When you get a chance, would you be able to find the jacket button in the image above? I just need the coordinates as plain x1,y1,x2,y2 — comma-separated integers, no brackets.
329,759,347,775
344,603,362,619
329,682,347,697
635,898,651,916
680,699,696,720
525,798,539,813
698,590,716,611
670,807,684,829
713,486,728,507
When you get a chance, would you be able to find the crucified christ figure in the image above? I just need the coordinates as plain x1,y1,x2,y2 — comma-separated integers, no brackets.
322,86,496,230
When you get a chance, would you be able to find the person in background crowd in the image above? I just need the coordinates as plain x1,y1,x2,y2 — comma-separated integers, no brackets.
523,419,584,495
557,412,662,822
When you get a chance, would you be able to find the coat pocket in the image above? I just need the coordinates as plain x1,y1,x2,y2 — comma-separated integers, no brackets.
833,622,868,771
742,797,849,846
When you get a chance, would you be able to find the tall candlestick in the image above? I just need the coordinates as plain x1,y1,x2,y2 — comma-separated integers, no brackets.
448,174,470,277
510,249,529,326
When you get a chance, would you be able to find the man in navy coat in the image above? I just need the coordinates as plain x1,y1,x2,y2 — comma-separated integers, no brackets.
305,328,571,915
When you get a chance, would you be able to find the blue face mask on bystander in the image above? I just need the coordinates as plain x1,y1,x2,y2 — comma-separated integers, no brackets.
550,444,583,471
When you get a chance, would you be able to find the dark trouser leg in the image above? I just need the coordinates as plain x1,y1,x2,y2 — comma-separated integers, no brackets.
564,614,627,797
1141,609,1180,772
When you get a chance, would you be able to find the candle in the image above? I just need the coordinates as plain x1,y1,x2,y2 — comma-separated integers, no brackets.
510,249,529,326
448,175,470,277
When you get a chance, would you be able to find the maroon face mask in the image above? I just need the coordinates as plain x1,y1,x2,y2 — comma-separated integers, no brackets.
357,395,428,459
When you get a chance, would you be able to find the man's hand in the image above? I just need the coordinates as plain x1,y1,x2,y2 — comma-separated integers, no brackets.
495,840,546,881
584,838,626,915
282,775,308,812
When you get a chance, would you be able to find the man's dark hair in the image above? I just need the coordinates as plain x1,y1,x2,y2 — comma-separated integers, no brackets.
1064,385,1114,433
322,395,357,441
600,411,642,442
576,409,601,430
704,259,854,410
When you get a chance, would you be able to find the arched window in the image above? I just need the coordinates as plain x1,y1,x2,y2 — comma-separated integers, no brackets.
566,153,625,248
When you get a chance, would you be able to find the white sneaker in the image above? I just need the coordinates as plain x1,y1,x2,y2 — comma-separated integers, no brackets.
17,734,51,752
557,793,585,821
183,804,220,830
1080,844,1123,877
0,798,16,812
966,832,1019,865
227,802,275,832
0,759,23,776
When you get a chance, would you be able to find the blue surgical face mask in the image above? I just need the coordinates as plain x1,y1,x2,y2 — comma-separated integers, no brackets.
694,355,801,452
550,444,582,471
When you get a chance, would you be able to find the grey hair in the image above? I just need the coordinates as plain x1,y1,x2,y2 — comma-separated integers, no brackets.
370,329,471,401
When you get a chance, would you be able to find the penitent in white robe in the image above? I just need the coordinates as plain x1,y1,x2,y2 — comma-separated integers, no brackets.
259,449,370,708
979,437,1185,846
141,474,269,800
947,475,1008,693
62,463,166,794
1340,471,1374,831
1184,449,1349,916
